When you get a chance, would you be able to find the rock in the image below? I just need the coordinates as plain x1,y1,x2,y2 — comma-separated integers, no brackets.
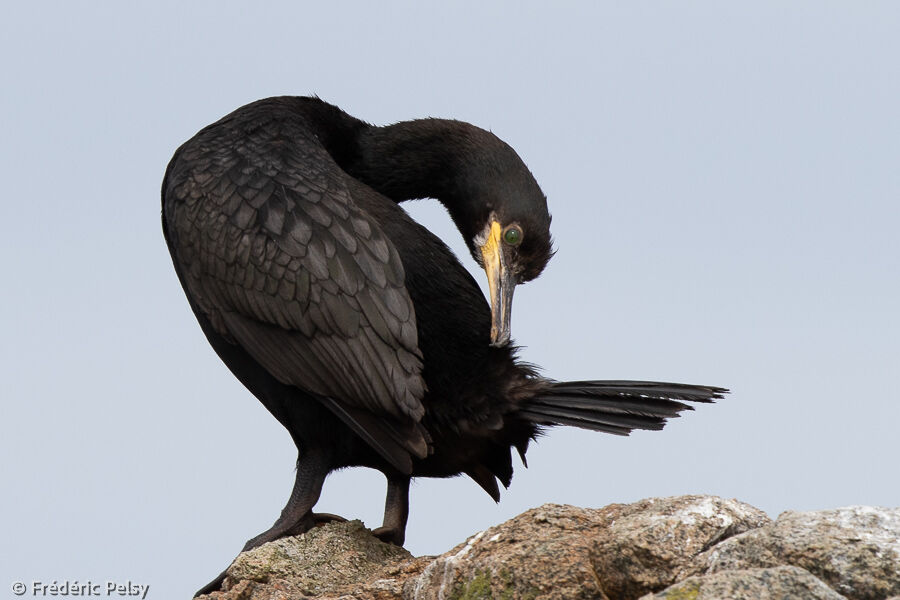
406,505,610,600
640,566,848,600
407,495,768,600
192,497,899,600
197,520,426,600
696,506,900,600
589,495,770,598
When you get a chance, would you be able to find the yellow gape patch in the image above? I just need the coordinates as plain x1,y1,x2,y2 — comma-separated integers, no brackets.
480,220,504,341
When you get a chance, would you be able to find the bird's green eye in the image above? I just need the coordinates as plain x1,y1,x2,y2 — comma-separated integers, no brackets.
503,226,523,246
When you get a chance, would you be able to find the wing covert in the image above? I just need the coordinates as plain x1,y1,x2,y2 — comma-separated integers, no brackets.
164,112,426,427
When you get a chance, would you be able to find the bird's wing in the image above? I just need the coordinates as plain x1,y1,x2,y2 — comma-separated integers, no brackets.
163,115,427,466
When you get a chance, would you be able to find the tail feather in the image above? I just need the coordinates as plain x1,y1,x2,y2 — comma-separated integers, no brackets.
549,380,726,403
523,404,668,431
518,409,638,436
521,380,727,436
529,394,691,419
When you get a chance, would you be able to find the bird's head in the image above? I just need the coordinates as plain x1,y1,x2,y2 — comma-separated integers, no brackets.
471,206,553,346
349,116,554,346
452,139,554,347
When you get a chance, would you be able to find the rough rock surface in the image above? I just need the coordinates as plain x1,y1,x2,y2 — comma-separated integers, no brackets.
695,506,900,600
640,566,848,600
199,520,429,600
407,496,768,600
587,495,770,597
195,496,900,600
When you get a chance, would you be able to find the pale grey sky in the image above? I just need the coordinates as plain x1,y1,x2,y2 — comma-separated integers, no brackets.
2,2,898,598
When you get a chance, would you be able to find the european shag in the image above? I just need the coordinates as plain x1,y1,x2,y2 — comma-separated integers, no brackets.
161,97,726,595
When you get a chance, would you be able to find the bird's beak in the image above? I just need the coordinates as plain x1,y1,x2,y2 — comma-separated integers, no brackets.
480,221,516,347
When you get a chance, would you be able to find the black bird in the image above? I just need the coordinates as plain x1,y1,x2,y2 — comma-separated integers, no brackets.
162,97,726,595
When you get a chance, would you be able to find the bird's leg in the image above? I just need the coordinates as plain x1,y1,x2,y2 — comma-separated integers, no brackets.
241,451,332,550
371,475,410,546
194,450,331,597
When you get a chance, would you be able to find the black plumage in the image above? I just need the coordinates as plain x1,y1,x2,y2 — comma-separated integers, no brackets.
161,97,726,595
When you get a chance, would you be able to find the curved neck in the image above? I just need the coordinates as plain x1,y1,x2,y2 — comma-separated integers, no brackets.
293,99,488,245
346,119,496,247
349,119,475,202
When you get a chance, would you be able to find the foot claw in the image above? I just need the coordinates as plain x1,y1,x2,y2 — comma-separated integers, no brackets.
372,526,405,546
194,569,228,597
312,512,347,524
